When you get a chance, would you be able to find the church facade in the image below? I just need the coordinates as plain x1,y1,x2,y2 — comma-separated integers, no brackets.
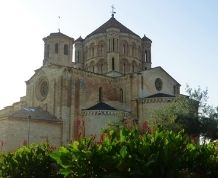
0,15,180,151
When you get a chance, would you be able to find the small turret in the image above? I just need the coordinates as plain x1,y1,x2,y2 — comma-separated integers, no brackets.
142,35,152,70
74,36,84,69
43,32,74,67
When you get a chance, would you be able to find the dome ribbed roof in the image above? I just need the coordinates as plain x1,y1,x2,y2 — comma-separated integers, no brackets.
86,16,140,38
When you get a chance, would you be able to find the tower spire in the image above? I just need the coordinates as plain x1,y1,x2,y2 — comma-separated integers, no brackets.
111,5,116,17
58,16,61,32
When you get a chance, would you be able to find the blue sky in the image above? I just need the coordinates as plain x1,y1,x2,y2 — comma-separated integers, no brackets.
0,0,217,109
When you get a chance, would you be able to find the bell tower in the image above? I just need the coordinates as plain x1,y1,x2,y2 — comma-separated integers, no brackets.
141,35,152,70
74,36,84,69
43,32,74,67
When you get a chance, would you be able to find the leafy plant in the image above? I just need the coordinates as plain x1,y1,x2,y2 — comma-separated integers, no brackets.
0,144,62,178
51,127,218,178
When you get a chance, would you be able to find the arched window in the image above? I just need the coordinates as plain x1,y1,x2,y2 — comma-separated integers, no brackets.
145,51,148,62
132,43,136,57
117,39,119,51
141,75,144,90
45,44,50,58
112,58,115,71
120,88,123,102
64,44,69,55
100,44,103,55
112,38,115,51
123,63,126,74
55,43,58,54
91,47,94,57
77,51,80,62
99,87,103,102
132,46,134,57
97,42,104,56
123,44,126,54
122,41,128,55
100,64,103,73
138,47,141,58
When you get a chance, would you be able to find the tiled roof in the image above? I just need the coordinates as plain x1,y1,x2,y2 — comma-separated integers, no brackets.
75,36,83,42
85,102,117,111
48,32,73,39
86,16,140,38
142,35,152,42
10,107,61,122
145,93,175,98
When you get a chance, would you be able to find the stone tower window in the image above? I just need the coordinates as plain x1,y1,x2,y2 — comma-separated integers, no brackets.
122,42,128,55
91,47,94,57
123,44,126,54
97,42,104,56
112,38,115,51
120,88,123,102
141,75,144,90
145,51,148,62
100,64,103,73
45,44,50,58
132,62,136,72
123,63,126,74
132,43,136,57
77,51,80,62
55,43,58,54
112,58,115,71
99,87,103,102
117,39,119,51
64,44,69,55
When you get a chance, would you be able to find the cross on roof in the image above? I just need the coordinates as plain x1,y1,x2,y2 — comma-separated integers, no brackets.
111,5,116,17
58,16,61,32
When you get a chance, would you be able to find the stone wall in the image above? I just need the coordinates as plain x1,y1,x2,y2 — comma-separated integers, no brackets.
0,118,62,152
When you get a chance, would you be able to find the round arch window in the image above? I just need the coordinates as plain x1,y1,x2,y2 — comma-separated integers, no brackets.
155,78,163,91
36,77,49,101
40,81,48,97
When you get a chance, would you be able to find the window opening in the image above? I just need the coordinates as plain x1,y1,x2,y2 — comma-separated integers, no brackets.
145,51,148,62
77,51,80,62
141,76,144,90
120,88,123,102
64,44,69,55
55,43,58,54
112,38,115,51
112,58,115,71
99,87,103,102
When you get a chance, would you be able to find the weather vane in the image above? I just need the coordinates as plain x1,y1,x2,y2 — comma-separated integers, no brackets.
111,5,116,17
58,16,61,32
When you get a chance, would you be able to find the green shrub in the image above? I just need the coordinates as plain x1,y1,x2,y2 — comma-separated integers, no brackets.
0,144,63,178
1,129,217,178
51,128,218,178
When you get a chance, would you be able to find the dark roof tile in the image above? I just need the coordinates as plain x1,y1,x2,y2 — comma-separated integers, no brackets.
10,107,61,122
146,93,175,98
85,102,117,110
86,16,140,38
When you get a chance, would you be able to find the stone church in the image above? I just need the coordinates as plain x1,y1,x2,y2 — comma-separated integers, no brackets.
0,14,181,151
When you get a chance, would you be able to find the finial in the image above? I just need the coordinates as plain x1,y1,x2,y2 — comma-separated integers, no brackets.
111,5,116,17
58,16,61,32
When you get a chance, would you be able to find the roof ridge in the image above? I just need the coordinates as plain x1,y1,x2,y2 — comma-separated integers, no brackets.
85,17,140,38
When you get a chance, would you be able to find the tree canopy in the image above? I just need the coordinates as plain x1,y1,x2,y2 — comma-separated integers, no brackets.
150,85,218,141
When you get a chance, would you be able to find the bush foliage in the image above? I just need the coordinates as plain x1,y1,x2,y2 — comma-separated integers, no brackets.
0,144,63,178
0,128,217,178
51,128,218,178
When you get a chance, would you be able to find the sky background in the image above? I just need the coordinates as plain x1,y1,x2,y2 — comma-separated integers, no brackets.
0,0,217,109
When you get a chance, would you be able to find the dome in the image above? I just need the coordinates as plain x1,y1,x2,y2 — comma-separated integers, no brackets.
86,16,140,38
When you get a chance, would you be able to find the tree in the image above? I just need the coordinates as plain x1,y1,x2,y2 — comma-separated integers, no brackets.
151,85,218,141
